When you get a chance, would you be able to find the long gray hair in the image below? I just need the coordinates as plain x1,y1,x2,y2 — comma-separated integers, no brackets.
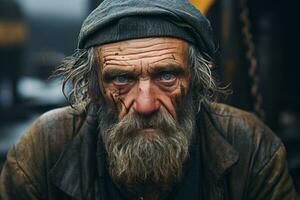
54,44,225,111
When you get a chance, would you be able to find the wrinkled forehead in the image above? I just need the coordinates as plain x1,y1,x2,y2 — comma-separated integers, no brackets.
95,37,189,70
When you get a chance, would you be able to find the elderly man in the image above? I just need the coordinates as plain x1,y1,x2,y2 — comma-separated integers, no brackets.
0,0,298,199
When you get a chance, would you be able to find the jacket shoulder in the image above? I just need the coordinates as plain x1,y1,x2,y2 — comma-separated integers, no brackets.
36,106,81,132
203,103,299,199
30,106,85,156
206,103,283,172
0,106,85,199
9,106,85,173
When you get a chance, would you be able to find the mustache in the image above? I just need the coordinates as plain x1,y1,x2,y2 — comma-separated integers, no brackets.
105,106,179,138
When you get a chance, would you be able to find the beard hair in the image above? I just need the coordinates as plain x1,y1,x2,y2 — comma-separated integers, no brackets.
98,93,196,192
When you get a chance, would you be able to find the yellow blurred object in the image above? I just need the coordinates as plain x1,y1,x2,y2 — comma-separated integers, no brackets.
0,21,27,46
190,0,215,14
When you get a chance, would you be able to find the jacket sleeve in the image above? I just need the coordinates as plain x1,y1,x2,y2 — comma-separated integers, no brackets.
0,120,44,200
248,144,299,200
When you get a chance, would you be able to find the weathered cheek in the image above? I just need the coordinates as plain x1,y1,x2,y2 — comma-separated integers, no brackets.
169,81,189,111
104,86,134,119
103,86,124,112
117,85,140,118
170,89,184,109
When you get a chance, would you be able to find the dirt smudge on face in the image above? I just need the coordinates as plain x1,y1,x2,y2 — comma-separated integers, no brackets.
172,54,176,60
110,88,129,114
180,83,186,101
118,96,129,114
110,92,118,110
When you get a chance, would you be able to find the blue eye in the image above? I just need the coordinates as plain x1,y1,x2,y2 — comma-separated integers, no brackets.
161,73,174,81
114,75,128,84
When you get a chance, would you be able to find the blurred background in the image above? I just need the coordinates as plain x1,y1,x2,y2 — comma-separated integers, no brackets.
0,0,299,192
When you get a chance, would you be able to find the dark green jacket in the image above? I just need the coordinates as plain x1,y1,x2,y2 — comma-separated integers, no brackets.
0,103,299,199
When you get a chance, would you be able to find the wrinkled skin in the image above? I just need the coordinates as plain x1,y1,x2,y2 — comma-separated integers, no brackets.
96,37,190,123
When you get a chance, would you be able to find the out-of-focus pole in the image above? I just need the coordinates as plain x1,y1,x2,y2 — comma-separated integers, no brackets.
219,0,253,110
0,0,27,108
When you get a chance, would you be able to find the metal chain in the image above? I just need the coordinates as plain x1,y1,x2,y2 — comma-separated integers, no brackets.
239,0,265,120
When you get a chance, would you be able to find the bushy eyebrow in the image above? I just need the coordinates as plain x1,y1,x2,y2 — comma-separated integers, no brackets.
102,67,139,81
149,64,186,75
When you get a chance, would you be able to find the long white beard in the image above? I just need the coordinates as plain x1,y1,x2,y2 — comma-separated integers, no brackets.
98,97,195,191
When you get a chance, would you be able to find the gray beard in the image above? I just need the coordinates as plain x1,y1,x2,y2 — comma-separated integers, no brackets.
98,94,196,192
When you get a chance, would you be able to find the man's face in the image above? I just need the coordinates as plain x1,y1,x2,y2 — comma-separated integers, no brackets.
96,37,190,121
95,38,194,190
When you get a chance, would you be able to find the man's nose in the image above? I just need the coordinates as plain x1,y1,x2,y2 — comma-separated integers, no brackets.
133,80,160,115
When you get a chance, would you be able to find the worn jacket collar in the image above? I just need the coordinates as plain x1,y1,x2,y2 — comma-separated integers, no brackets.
49,103,239,199
49,103,100,199
199,104,239,179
